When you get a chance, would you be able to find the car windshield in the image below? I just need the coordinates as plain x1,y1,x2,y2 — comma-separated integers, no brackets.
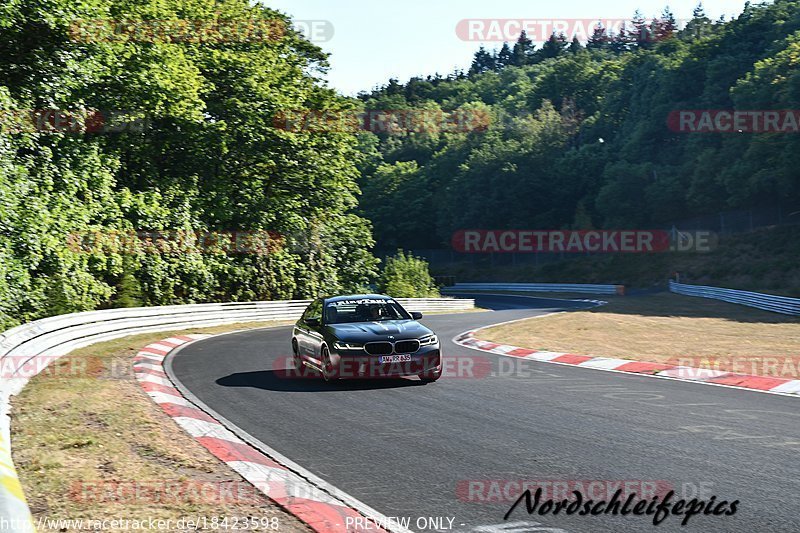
325,299,411,324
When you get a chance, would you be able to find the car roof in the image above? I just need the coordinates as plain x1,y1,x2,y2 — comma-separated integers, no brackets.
324,294,393,304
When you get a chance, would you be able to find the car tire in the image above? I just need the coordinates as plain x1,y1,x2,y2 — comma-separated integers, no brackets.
321,346,338,382
291,339,302,372
418,372,440,384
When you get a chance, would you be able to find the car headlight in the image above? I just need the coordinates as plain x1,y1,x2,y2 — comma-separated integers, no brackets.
419,334,439,346
333,341,364,351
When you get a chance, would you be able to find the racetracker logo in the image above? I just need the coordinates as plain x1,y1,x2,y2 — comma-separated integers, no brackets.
0,109,149,134
294,20,335,43
2,354,154,380
0,354,133,380
664,356,800,380
455,18,689,42
457,480,674,503
668,110,800,133
69,18,332,44
71,480,272,504
452,230,717,254
273,109,491,135
67,230,284,255
272,355,492,380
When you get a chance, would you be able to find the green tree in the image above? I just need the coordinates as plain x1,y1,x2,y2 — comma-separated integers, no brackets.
539,33,568,60
683,3,713,41
497,43,514,68
588,24,610,51
470,46,497,75
378,251,440,298
512,31,535,65
610,25,632,53
115,259,144,308
654,8,679,42
629,10,653,48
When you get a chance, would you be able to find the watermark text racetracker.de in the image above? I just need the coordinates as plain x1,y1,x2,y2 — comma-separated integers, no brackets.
274,355,491,380
70,480,275,505
2,354,557,381
66,229,284,255
273,109,491,135
669,110,800,133
69,18,334,44
452,230,717,254
459,479,676,503
273,355,575,380
456,18,692,42
0,109,149,134
663,356,800,379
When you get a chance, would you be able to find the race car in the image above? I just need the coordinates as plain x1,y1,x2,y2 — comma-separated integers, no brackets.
291,295,442,382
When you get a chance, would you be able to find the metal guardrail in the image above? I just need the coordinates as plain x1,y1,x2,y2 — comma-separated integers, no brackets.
444,283,625,295
669,281,800,316
0,297,473,531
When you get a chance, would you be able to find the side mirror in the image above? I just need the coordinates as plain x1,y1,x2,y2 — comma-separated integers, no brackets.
306,317,321,327
411,312,423,320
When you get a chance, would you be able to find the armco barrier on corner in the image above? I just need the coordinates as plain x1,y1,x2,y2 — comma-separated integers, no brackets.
444,283,625,295
0,297,473,531
670,281,800,316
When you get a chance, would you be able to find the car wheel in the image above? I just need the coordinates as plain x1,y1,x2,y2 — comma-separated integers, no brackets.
291,339,302,371
418,372,441,384
321,346,338,382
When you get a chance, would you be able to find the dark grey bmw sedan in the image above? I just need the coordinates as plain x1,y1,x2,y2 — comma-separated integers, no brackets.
291,295,442,382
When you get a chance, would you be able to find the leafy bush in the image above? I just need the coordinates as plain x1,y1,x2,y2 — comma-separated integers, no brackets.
378,251,440,298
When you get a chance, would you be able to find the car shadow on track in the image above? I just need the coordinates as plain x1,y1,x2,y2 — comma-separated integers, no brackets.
216,370,427,392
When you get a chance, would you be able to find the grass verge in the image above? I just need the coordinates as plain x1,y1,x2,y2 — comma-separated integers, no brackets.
10,321,310,532
480,293,800,379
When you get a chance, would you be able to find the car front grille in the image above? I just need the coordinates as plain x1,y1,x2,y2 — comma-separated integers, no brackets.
364,340,421,356
365,342,393,355
394,340,420,354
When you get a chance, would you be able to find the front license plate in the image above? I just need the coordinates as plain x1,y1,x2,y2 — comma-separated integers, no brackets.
379,354,412,364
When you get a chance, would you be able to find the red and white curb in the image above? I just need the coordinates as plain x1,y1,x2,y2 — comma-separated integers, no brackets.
454,331,800,398
134,335,403,533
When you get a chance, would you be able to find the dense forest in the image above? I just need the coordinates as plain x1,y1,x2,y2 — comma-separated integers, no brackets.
2,0,800,328
0,0,377,329
356,1,800,251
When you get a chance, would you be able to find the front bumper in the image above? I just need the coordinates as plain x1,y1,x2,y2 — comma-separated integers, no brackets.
330,345,442,379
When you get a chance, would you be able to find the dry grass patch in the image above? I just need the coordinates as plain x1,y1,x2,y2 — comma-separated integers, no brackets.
11,321,308,531
481,293,800,378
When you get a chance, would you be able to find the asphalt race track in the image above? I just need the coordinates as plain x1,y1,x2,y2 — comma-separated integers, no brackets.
170,294,800,533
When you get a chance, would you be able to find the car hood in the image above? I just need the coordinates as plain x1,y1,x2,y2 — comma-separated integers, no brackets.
326,320,432,342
